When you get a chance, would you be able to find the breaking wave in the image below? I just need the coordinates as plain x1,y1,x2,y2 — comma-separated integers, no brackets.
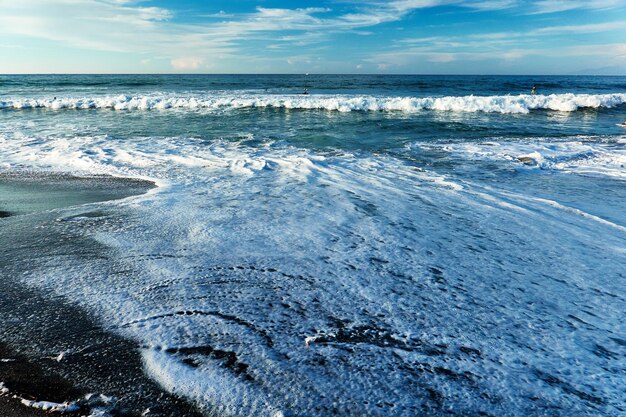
2,92,625,114
428,136,626,178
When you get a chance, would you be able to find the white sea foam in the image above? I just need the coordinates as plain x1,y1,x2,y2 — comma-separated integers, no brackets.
429,136,626,178
16,393,114,416
20,399,80,413
1,130,625,416
1,92,625,113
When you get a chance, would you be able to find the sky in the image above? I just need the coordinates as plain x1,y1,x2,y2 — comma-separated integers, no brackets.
1,0,625,74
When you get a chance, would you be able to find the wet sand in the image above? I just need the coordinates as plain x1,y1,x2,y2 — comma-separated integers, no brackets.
0,343,79,417
0,172,202,417
0,279,203,417
0,397,69,417
0,171,156,217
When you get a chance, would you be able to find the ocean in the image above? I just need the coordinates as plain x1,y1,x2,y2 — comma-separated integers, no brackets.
0,74,625,417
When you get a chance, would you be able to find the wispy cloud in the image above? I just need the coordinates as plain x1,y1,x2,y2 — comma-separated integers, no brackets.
463,0,520,11
0,0,179,53
535,20,626,34
1,0,624,73
0,2,403,57
368,37,626,73
378,0,520,13
170,57,204,70
0,0,514,71
530,0,623,14
386,0,456,13
394,17,626,53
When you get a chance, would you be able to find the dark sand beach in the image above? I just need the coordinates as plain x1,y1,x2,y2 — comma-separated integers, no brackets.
1,74,624,417
0,173,201,417
0,342,80,417
0,172,156,217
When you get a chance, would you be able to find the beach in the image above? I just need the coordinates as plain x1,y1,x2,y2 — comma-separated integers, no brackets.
0,341,82,417
0,173,202,416
1,74,625,416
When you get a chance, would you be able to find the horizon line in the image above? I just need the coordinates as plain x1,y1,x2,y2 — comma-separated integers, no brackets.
1,73,625,77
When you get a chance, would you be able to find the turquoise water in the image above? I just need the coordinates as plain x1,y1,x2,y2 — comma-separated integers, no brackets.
1,75,625,416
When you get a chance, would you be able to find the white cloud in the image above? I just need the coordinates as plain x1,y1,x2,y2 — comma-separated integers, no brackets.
0,0,482,70
501,50,525,60
367,39,626,72
558,43,626,58
387,0,456,13
392,20,626,57
170,57,204,70
1,0,624,73
428,52,456,62
201,11,235,18
535,21,626,34
384,0,520,12
0,0,561,65
0,0,179,53
464,0,520,11
530,0,623,14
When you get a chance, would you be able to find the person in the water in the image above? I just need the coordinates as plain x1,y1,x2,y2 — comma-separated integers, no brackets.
531,84,536,95
303,88,308,95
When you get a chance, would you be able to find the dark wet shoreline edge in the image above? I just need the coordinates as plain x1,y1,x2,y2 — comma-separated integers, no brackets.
0,343,79,417
0,171,203,417
0,170,157,218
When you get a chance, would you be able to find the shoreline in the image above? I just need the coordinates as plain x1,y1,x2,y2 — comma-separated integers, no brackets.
0,278,204,417
0,171,157,217
0,172,202,417
0,343,80,417
0,397,70,417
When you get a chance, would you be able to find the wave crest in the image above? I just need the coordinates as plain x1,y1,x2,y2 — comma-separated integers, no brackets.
1,92,625,114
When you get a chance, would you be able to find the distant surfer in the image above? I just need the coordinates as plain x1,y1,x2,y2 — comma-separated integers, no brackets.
531,84,536,96
303,72,309,95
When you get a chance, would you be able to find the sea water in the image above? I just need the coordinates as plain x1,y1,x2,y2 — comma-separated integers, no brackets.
0,74,625,416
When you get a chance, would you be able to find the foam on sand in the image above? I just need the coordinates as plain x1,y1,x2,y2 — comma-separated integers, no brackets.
20,399,80,413
1,131,623,416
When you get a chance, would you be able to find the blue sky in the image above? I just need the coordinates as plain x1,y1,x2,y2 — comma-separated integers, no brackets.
1,0,625,74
